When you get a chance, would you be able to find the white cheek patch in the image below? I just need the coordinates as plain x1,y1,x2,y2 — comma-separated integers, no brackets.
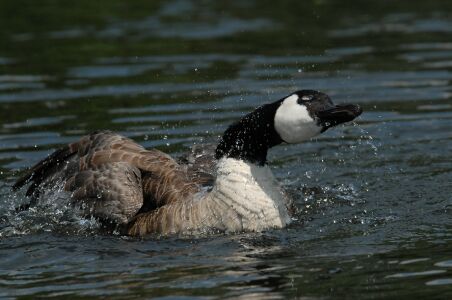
274,94,322,143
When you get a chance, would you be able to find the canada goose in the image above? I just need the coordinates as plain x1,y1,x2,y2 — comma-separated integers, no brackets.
13,90,362,236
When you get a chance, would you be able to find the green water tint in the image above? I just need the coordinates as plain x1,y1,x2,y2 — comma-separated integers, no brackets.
0,0,451,298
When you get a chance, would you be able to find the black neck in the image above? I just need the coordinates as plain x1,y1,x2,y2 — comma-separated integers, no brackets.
215,100,284,165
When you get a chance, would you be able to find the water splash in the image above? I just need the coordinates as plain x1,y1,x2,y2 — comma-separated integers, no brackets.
355,123,379,157
0,181,100,237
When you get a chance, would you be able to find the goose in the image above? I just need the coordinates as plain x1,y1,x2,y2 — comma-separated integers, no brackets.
13,90,362,236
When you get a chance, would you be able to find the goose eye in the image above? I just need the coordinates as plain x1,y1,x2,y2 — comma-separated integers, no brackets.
297,94,314,104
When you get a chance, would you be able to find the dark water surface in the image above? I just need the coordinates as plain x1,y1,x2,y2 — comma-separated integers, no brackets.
0,0,451,298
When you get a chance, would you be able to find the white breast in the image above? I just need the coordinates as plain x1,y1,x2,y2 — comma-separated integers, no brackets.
207,158,291,232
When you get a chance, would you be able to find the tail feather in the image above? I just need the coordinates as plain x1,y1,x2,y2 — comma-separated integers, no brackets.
12,146,75,193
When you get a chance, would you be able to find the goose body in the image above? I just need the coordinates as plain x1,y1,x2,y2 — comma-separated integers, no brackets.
13,90,362,236
129,157,292,235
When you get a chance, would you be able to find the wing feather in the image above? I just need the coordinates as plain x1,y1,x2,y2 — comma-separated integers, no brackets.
13,131,215,227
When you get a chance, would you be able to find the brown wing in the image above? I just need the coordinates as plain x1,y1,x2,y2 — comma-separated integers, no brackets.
13,131,209,225
64,161,143,224
13,131,146,223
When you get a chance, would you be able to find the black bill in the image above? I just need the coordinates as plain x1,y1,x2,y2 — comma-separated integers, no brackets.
316,104,363,132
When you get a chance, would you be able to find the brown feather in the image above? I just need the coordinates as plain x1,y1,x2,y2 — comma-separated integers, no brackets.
13,130,214,228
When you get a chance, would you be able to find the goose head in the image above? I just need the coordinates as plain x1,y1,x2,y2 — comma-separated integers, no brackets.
216,90,363,165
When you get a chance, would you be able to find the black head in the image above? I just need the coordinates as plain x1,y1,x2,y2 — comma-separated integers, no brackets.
274,90,362,142
215,90,363,164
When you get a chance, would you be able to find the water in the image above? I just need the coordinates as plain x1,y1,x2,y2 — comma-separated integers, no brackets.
0,0,451,298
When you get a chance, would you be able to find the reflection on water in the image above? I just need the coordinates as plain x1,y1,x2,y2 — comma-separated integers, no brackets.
0,0,451,298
